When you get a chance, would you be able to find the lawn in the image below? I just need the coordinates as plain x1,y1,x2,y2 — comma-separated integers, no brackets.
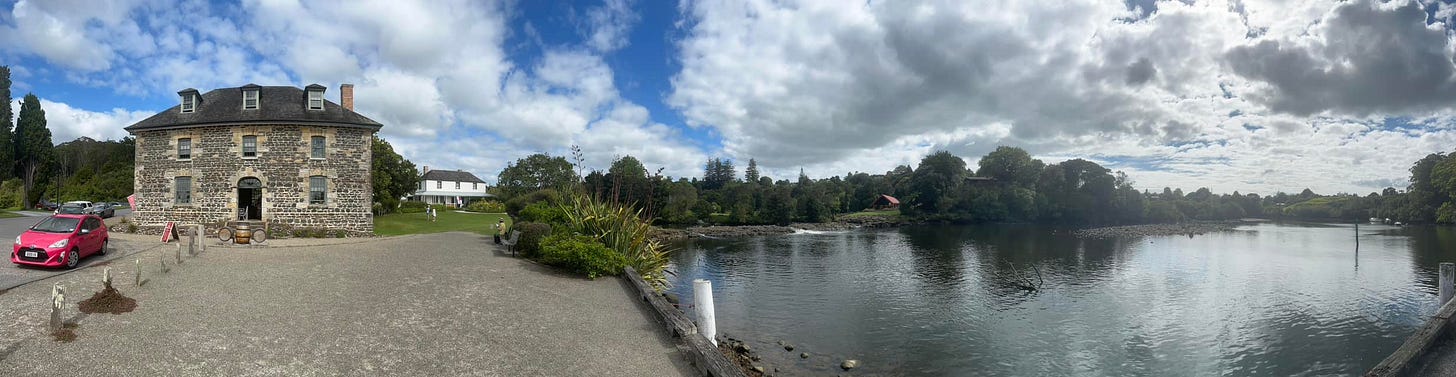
836,210,903,220
0,211,23,218
374,210,512,236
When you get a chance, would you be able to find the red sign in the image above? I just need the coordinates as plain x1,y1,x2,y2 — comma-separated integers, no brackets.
161,222,175,243
127,194,135,209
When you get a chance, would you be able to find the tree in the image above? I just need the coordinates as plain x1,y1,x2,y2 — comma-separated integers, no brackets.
744,158,760,183
371,136,419,214
496,153,577,199
976,146,1042,188
906,151,966,215
14,93,51,206
606,155,649,207
0,66,12,181
702,158,736,190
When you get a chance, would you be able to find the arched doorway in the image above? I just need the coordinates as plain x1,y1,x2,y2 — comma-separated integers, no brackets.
238,177,263,220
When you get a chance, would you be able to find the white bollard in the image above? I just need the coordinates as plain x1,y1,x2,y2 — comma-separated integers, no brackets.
1441,262,1455,308
102,267,111,287
135,259,142,286
693,279,717,346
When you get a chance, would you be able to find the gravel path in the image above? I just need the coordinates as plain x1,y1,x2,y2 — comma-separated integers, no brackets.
0,232,690,376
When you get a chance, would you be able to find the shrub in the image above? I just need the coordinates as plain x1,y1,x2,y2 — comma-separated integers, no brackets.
505,189,562,217
466,200,506,213
519,202,568,225
560,194,673,286
514,222,553,258
537,234,628,279
0,179,21,209
399,201,427,213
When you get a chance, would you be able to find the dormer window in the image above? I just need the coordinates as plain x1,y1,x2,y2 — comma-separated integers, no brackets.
181,94,196,113
308,91,323,110
243,90,259,110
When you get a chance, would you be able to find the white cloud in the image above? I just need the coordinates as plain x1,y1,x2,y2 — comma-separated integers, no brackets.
39,99,152,143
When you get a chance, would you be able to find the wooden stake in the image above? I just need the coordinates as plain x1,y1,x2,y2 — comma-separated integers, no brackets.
175,242,183,265
1440,262,1454,309
135,259,142,286
102,267,111,287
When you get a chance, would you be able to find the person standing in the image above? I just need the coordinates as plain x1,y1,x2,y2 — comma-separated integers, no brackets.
494,219,506,244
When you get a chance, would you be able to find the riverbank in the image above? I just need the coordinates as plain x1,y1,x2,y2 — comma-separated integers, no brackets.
1073,220,1249,238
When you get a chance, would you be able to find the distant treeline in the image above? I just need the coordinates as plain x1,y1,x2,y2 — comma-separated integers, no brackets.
492,146,1456,226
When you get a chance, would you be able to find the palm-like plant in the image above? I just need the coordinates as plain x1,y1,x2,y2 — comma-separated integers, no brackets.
561,194,673,286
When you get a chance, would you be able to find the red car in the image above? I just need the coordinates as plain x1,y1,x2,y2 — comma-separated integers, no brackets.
11,214,108,269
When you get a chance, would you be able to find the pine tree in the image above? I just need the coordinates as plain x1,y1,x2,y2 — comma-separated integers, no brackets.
15,93,52,207
744,158,760,184
0,66,12,181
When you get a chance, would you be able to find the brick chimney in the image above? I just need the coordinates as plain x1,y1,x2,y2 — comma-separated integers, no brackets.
340,84,354,111
423,165,430,174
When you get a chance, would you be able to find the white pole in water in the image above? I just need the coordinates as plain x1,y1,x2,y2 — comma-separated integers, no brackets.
693,279,717,346
1441,263,1455,308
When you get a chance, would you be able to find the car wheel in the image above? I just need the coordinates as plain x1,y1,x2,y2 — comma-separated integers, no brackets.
66,248,79,269
97,239,108,255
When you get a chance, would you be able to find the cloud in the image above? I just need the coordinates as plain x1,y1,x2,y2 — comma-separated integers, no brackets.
1225,0,1456,116
38,99,153,142
584,0,639,53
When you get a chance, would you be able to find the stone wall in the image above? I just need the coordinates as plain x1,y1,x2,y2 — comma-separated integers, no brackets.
131,124,374,234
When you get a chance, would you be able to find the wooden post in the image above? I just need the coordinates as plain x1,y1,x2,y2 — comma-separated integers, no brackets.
1441,263,1454,308
102,267,111,287
196,224,205,253
134,259,142,286
693,279,717,346
49,283,65,332
175,241,183,265
187,233,195,256
159,248,168,273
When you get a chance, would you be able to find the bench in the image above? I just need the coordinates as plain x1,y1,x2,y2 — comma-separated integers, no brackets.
502,230,521,256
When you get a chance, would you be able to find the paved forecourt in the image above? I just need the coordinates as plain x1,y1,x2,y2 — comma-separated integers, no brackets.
0,232,691,376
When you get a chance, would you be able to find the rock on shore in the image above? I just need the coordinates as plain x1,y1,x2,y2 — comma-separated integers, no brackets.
1074,221,1246,238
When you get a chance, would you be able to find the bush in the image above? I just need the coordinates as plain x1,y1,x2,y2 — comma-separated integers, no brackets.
514,222,553,258
505,189,562,217
0,179,21,210
519,202,568,225
466,200,506,213
399,201,427,213
537,234,628,279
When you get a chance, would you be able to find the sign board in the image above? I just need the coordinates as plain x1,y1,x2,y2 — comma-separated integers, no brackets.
161,222,175,243
127,194,136,209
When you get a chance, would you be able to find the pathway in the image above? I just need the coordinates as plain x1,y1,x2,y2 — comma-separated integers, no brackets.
0,232,691,376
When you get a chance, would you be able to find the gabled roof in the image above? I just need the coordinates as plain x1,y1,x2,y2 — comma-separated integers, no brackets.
125,85,383,132
878,194,899,205
423,169,486,184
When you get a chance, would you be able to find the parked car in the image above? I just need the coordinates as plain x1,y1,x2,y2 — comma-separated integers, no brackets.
87,203,115,218
55,204,87,215
11,214,109,269
34,199,58,211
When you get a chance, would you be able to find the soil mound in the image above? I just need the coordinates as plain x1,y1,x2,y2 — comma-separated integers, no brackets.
77,285,137,314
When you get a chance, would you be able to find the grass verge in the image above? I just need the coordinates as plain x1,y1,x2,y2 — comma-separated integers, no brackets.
374,210,512,236
836,210,902,220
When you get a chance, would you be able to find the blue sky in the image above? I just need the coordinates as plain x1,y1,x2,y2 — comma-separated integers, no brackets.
4,0,1456,195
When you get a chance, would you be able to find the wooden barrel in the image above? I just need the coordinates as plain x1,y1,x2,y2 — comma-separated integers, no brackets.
235,224,252,244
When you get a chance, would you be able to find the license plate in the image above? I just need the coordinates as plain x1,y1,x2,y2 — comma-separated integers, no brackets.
24,251,38,258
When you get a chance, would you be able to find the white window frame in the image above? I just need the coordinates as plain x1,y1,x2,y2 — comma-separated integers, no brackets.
455,182,460,189
436,181,442,189
308,91,324,110
175,176,192,205
243,90,259,110
181,94,196,113
242,135,258,158
177,138,192,160
310,136,326,159
309,176,327,205
472,182,477,190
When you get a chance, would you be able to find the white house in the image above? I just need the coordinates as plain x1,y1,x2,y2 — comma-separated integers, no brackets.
411,166,492,207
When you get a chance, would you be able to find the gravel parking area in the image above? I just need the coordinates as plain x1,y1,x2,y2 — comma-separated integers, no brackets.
0,232,690,376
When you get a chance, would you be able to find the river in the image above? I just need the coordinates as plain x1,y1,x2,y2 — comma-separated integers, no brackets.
665,222,1456,376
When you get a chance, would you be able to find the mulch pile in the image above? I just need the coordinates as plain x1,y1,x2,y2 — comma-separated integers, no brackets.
77,285,137,314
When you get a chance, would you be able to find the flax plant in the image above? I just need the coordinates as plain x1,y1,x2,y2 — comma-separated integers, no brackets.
560,194,673,286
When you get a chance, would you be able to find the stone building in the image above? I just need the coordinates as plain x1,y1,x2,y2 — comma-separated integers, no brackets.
125,84,382,235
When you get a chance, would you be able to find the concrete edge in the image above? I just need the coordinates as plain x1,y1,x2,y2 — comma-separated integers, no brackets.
1366,295,1456,376
623,267,746,377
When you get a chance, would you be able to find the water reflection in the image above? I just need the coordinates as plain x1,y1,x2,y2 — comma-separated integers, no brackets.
666,222,1449,376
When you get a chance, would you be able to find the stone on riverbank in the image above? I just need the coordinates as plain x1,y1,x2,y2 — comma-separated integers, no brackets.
1074,221,1246,239
841,359,859,370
